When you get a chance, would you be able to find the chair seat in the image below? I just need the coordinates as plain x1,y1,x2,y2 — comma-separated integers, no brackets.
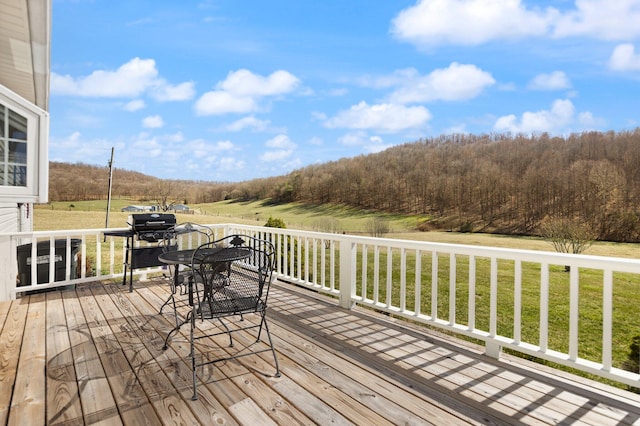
197,295,263,317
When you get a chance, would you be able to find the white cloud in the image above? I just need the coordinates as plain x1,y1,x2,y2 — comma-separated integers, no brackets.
51,57,192,100
215,140,235,151
150,81,195,101
260,134,296,162
357,68,421,89
608,43,640,71
131,133,164,158
162,132,184,143
194,91,257,115
493,98,593,134
391,0,640,48
366,135,392,153
552,0,640,40
578,111,606,128
217,157,246,171
338,131,369,147
142,115,164,128
195,69,301,116
389,63,495,103
49,132,119,164
391,0,554,46
188,139,212,159
225,116,272,132
123,99,145,111
528,71,571,90
218,69,300,96
337,132,392,153
324,102,432,132
266,134,296,150
260,150,294,162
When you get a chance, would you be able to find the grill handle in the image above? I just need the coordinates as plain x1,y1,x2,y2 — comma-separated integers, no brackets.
145,221,167,226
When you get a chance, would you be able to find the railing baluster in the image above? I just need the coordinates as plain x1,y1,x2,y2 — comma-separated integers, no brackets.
386,246,392,308
540,262,549,352
468,255,476,332
400,248,407,312
373,244,380,305
569,265,579,361
431,251,438,320
514,259,522,344
330,239,335,291
361,244,368,301
449,253,456,326
415,249,421,316
602,269,613,371
489,256,498,338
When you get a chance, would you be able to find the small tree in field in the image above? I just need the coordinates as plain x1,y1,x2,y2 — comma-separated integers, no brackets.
366,217,390,237
264,216,286,229
539,217,595,271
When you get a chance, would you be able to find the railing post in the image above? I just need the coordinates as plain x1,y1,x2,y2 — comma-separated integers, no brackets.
339,238,355,309
0,235,17,301
485,340,502,359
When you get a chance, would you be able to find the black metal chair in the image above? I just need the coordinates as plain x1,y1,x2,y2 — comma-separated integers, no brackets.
158,222,213,325
165,234,281,400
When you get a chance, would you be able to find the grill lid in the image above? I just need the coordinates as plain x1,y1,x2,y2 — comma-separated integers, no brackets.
128,213,177,231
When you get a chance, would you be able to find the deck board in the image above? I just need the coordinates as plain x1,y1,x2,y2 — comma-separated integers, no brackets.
10,293,46,426
0,300,27,425
2,278,640,425
45,291,83,426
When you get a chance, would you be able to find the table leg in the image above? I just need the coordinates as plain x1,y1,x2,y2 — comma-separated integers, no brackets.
128,236,134,292
122,236,130,287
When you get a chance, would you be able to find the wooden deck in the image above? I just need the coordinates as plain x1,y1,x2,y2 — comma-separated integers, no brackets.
1,279,640,426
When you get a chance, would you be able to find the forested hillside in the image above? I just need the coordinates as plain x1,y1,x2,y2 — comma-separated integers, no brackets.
49,129,640,242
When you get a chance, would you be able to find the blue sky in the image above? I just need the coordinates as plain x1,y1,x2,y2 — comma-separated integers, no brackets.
50,0,640,182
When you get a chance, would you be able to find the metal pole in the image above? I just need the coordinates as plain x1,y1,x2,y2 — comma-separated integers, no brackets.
105,147,114,232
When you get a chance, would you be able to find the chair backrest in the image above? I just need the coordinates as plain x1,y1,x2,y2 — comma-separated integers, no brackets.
161,222,213,252
192,235,276,316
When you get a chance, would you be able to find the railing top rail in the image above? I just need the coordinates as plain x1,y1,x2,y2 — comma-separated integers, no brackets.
228,223,640,271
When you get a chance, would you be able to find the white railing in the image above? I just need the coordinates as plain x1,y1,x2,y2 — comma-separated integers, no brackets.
1,223,639,389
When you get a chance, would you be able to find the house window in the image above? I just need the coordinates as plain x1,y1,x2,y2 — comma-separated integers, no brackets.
0,85,49,203
0,105,28,187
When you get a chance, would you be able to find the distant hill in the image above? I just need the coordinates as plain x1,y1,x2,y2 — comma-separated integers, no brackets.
49,129,640,242
48,161,232,205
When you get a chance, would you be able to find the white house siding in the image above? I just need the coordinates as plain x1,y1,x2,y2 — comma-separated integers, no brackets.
0,203,19,233
0,202,32,233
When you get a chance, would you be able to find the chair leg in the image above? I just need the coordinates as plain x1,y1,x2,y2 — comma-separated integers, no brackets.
260,312,281,377
159,293,172,314
162,326,177,350
162,309,190,350
218,318,233,347
191,305,198,400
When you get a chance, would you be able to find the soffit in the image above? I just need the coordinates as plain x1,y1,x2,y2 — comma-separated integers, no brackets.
0,0,51,111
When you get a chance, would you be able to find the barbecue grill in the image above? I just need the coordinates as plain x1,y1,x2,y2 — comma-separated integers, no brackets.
128,213,177,242
104,213,177,291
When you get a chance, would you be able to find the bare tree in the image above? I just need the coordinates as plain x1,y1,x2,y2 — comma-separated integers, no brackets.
153,182,181,211
539,217,596,271
366,217,390,238
312,217,342,234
